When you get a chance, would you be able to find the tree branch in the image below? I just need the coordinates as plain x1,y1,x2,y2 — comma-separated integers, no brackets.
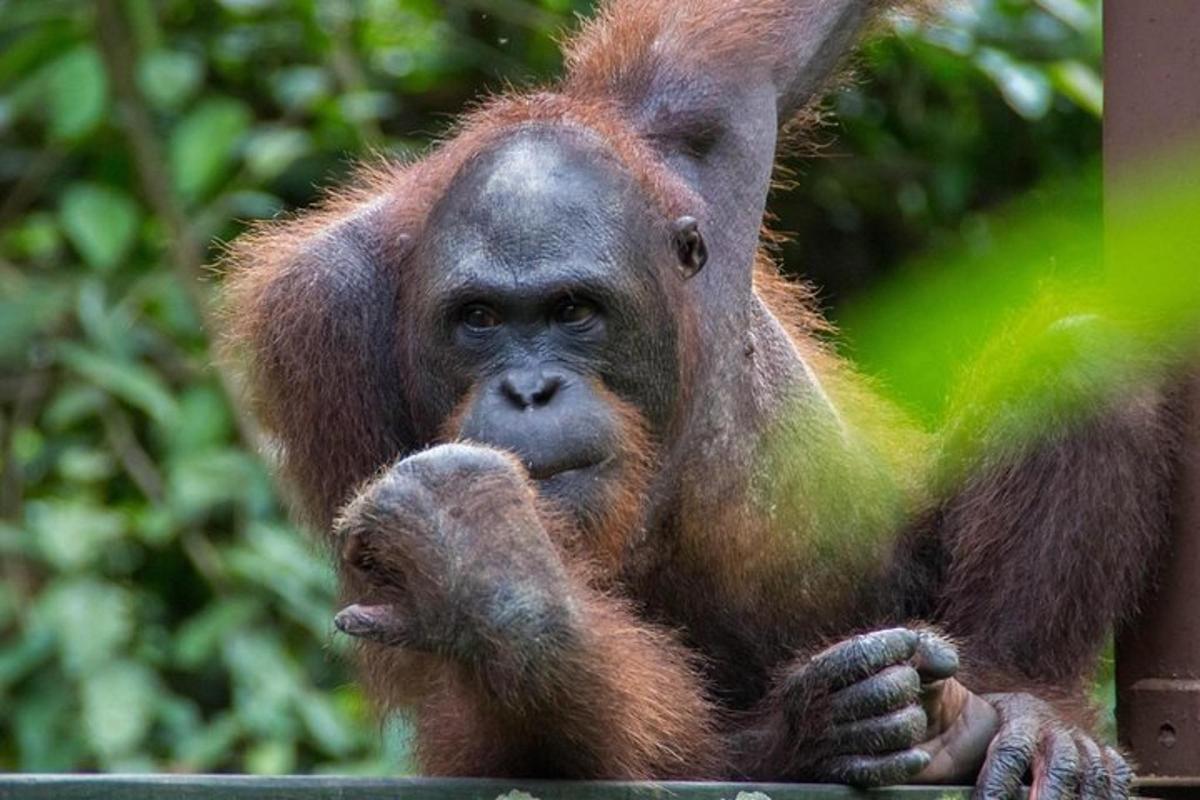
93,0,264,454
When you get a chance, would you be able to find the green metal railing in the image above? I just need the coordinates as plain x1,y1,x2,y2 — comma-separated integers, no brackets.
0,777,980,800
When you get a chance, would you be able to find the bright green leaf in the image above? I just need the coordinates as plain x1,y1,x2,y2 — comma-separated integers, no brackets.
1049,60,1103,117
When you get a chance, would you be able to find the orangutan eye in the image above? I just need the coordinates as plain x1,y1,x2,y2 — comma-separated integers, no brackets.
554,300,598,328
461,304,502,330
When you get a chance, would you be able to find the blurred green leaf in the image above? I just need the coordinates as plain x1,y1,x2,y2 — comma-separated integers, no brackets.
76,279,139,357
0,276,72,363
223,631,300,739
1,211,64,263
42,45,108,140
175,712,242,771
13,673,81,771
137,49,204,110
56,445,117,483
34,577,134,674
82,661,158,761
168,96,252,202
56,342,179,427
167,449,269,519
174,598,260,668
167,386,235,454
297,691,356,757
245,126,312,180
246,739,296,775
1048,60,1102,116
59,183,142,272
26,497,126,571
270,66,331,112
43,384,109,431
0,629,54,690
974,47,1053,119
1034,0,1096,34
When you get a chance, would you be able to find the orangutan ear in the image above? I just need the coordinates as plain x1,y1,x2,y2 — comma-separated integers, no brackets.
670,216,707,280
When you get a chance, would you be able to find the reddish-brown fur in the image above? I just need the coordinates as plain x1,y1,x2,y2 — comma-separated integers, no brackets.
221,0,1179,788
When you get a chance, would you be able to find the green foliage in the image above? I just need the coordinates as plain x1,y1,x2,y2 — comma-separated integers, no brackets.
0,0,1105,774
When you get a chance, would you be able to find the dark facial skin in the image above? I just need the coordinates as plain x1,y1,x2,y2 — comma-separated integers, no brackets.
408,126,683,513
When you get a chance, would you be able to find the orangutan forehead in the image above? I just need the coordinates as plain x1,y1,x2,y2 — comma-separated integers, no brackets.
438,126,650,221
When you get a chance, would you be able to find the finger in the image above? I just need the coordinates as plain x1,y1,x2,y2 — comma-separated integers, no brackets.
333,603,418,647
1074,735,1110,800
974,719,1038,800
1102,746,1133,800
829,704,927,755
916,691,1002,783
1029,728,1080,800
824,748,931,787
800,629,921,695
828,665,921,722
913,631,959,683
340,524,418,591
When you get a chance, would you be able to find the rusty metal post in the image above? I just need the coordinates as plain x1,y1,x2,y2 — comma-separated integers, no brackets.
1115,376,1200,788
1106,1,1200,792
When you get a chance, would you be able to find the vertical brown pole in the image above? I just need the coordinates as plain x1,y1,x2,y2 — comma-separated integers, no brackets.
1115,376,1200,786
1106,1,1200,791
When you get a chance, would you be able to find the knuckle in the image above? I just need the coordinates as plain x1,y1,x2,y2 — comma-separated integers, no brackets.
408,442,521,483
978,762,1027,800
894,703,928,736
884,664,922,694
827,757,878,786
836,705,926,754
1044,763,1081,788
829,665,919,719
831,635,870,665
989,737,1035,771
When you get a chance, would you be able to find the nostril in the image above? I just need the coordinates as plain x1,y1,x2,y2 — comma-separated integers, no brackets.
531,375,563,406
499,370,563,409
500,376,527,408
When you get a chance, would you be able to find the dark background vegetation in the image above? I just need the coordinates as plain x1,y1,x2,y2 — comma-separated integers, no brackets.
0,0,1101,773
